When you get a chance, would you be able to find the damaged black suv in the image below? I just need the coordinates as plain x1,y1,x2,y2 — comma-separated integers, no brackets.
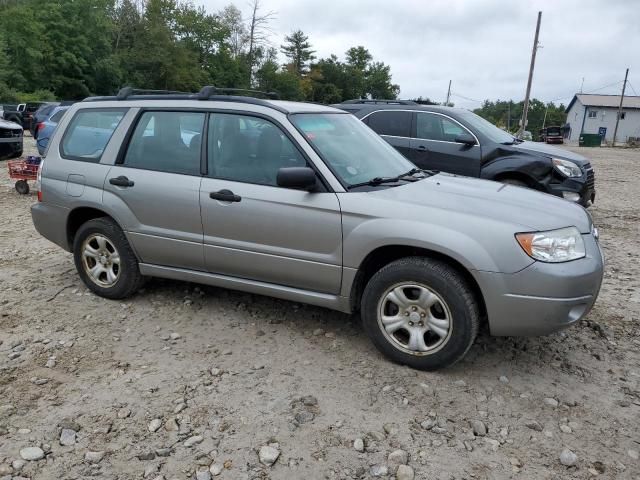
334,101,595,206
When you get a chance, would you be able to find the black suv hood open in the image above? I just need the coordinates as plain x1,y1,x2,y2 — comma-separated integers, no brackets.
510,141,589,166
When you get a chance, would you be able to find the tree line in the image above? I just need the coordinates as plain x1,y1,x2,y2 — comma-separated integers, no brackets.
473,99,568,139
0,0,399,102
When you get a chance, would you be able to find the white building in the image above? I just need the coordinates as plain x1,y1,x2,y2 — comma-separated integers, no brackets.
565,94,640,144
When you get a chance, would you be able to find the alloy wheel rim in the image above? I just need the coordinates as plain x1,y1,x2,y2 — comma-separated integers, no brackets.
81,234,120,288
377,283,453,356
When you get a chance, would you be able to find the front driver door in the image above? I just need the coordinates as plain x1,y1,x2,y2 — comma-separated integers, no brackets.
409,112,481,177
199,112,342,294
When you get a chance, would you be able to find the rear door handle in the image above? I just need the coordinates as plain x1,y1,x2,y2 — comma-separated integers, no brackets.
210,189,241,203
109,176,134,187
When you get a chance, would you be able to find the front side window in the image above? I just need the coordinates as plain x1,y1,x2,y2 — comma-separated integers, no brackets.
208,113,306,186
61,109,126,161
123,111,205,175
416,113,468,142
291,113,414,187
366,111,412,137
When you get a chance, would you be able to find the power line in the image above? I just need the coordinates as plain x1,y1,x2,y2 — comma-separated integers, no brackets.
450,92,483,103
627,82,638,96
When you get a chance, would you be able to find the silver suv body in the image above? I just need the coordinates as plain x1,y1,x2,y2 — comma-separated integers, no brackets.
31,89,604,370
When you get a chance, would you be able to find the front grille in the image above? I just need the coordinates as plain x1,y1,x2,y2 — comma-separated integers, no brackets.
585,163,595,189
0,129,22,139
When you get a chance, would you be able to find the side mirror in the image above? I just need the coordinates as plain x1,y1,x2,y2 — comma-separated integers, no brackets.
454,134,476,146
277,167,317,191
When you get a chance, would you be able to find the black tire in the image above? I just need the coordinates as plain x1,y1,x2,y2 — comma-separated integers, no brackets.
499,178,528,188
73,217,145,299
361,257,479,371
15,180,29,194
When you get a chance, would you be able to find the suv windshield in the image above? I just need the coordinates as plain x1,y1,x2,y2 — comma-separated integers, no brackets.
457,110,515,144
290,113,415,187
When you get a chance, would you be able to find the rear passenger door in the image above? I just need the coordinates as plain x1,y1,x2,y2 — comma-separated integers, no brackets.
362,110,413,158
409,112,481,177
102,110,205,270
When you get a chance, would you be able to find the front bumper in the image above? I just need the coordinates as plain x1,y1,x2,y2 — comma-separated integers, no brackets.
547,164,596,207
0,138,23,159
474,234,604,336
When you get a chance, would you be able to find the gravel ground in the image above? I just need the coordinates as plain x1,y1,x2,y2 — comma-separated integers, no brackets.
0,139,639,480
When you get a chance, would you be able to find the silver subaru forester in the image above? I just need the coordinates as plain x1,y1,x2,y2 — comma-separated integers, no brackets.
31,87,604,370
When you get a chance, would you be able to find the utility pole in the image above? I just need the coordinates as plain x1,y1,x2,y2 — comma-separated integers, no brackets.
519,11,542,138
612,68,629,147
580,77,584,93
542,104,548,130
507,102,511,131
445,80,451,106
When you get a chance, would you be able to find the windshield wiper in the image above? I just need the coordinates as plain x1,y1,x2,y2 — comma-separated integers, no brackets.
347,168,434,189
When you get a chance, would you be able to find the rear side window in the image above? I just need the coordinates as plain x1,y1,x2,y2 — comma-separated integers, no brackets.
50,109,66,123
123,111,205,176
366,111,412,137
61,109,127,162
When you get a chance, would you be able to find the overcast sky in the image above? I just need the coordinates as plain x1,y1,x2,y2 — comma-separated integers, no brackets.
197,0,638,109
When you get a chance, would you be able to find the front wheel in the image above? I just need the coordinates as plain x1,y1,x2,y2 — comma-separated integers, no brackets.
73,217,145,299
361,257,479,370
15,180,29,194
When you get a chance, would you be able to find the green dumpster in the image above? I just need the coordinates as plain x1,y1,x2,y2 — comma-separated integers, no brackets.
579,134,601,147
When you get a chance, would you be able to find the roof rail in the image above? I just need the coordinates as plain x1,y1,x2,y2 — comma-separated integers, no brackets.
81,85,290,114
116,87,191,100
196,86,279,100
340,99,418,105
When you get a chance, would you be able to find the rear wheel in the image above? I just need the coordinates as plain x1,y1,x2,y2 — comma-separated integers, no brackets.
73,217,145,299
361,257,479,370
15,180,29,194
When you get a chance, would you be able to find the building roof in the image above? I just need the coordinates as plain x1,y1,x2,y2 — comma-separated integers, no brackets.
566,94,640,112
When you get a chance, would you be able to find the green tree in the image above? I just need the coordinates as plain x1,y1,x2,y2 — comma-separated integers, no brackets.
280,30,315,77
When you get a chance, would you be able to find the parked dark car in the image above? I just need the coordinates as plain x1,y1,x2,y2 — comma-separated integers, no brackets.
31,102,60,137
0,118,23,159
334,101,595,206
540,126,564,144
1,102,47,131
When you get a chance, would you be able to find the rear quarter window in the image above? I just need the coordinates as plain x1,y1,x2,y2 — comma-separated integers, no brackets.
61,109,127,162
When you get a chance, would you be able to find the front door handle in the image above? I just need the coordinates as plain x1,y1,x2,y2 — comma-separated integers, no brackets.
416,145,428,152
210,189,241,203
109,176,134,187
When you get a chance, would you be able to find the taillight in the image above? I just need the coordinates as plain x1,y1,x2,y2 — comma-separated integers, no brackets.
37,122,45,131
36,158,44,201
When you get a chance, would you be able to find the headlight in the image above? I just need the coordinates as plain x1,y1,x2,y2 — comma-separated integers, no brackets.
552,158,582,178
515,227,585,263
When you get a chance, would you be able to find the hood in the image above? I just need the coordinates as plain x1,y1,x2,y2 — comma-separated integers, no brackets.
370,173,592,233
0,118,22,130
511,141,588,165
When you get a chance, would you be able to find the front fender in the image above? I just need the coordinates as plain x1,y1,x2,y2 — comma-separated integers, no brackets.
480,150,552,185
342,216,534,274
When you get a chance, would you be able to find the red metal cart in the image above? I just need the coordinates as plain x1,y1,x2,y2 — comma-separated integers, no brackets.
7,159,39,194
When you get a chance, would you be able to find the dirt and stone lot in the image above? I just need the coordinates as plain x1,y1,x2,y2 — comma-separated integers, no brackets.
0,139,639,480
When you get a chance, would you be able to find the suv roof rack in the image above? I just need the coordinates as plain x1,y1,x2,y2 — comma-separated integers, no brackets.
340,99,418,105
82,86,288,114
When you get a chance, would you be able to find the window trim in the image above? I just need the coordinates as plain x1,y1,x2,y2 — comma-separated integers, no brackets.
588,110,598,118
115,107,332,191
59,107,128,163
116,109,206,177
360,109,480,146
